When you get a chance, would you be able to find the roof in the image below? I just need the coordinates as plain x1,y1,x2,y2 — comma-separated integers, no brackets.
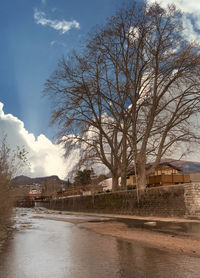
127,162,182,177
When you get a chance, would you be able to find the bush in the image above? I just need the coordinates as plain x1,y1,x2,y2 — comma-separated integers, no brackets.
0,137,28,240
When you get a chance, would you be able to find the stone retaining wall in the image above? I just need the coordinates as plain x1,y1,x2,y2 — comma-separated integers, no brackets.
184,183,200,218
37,184,196,218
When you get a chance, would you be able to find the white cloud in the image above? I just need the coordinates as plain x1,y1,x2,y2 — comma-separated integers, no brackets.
50,40,67,48
152,0,200,13
148,0,200,43
50,40,56,46
41,0,46,5
34,8,80,34
0,102,81,179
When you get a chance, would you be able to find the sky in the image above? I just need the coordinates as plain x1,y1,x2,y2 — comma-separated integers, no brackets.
1,0,200,179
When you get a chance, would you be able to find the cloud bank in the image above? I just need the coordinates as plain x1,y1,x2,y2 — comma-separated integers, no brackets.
34,9,80,34
0,102,80,179
148,0,200,42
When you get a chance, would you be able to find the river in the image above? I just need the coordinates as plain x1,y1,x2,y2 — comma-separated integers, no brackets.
0,208,199,278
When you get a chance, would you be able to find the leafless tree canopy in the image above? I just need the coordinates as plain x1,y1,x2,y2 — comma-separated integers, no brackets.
44,2,200,189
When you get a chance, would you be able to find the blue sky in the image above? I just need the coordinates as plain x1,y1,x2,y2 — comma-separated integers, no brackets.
1,0,200,178
2,0,199,140
0,0,136,139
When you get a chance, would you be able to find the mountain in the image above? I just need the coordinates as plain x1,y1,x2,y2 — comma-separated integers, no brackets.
11,175,65,187
162,159,200,173
12,159,200,187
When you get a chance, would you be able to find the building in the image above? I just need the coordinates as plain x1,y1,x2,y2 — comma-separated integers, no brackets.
82,184,104,196
28,189,42,201
127,162,191,187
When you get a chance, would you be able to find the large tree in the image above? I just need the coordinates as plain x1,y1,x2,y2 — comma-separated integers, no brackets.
45,2,200,190
44,51,132,191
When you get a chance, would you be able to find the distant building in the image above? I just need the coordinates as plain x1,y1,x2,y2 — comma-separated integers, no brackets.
99,178,112,192
28,189,42,201
82,184,104,195
99,177,123,192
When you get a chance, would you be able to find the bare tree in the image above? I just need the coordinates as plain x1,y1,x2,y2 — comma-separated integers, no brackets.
45,2,200,190
70,120,132,190
44,51,132,191
82,2,200,189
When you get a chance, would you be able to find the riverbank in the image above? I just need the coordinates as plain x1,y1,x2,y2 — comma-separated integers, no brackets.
81,221,200,257
0,225,14,252
33,209,200,258
0,230,6,250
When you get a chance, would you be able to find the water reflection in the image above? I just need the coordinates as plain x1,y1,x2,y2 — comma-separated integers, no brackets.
116,239,200,278
0,209,200,278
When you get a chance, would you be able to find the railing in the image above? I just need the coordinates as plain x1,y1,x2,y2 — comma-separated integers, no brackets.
148,174,191,186
127,174,191,187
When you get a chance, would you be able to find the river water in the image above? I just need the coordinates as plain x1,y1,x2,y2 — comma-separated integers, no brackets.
0,208,200,278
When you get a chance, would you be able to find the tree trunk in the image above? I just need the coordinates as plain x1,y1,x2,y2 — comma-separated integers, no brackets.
120,174,127,189
136,163,147,190
120,133,127,190
112,175,119,192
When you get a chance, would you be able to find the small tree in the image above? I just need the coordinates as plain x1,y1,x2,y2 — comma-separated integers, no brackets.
66,179,72,188
41,178,61,197
0,136,28,236
91,173,107,186
74,169,92,187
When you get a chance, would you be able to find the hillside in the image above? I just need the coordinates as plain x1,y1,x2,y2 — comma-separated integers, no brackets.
11,175,65,187
11,160,200,187
162,159,200,173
